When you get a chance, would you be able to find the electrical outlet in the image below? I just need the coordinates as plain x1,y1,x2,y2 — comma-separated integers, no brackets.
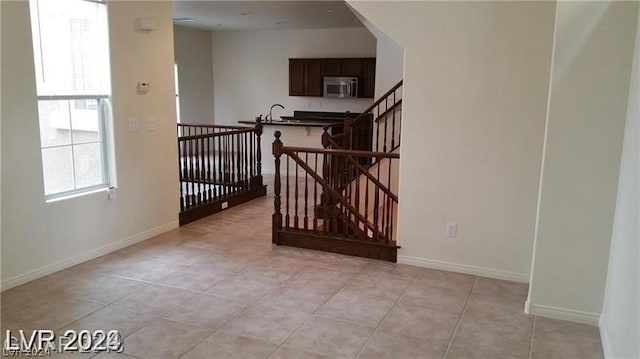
446,223,458,238
221,201,229,209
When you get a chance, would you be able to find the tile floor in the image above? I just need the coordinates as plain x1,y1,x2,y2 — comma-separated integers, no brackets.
1,191,603,358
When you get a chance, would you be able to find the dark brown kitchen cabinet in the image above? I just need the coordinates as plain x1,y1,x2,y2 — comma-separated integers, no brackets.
341,59,364,78
322,59,342,77
289,59,323,96
362,58,376,99
289,59,305,96
304,59,323,96
289,57,376,98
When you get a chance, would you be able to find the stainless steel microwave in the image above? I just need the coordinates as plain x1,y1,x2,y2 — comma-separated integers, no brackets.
323,76,358,98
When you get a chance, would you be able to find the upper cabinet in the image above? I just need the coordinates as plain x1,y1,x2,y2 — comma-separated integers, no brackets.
289,57,376,98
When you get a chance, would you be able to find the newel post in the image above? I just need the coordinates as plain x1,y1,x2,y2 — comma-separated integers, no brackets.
255,116,263,186
272,131,283,244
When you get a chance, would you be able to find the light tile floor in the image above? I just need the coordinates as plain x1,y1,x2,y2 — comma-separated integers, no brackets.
1,191,603,358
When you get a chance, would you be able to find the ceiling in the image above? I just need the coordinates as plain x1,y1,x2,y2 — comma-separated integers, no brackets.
172,1,363,31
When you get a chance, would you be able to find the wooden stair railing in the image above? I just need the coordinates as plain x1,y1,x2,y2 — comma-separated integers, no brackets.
272,131,400,262
177,121,266,225
322,80,403,198
335,79,403,154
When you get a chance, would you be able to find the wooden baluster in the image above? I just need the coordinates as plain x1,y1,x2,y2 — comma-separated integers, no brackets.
200,137,205,203
383,96,389,153
364,175,369,237
178,140,184,212
212,133,217,199
237,132,242,191
304,152,309,230
223,135,228,196
231,132,236,194
373,154,381,241
294,153,299,230
375,106,380,153
286,156,290,229
244,131,249,190
391,90,396,150
343,162,349,236
256,117,263,186
387,158,393,242
216,134,222,198
272,131,283,243
250,128,255,186
313,153,318,230
206,133,211,201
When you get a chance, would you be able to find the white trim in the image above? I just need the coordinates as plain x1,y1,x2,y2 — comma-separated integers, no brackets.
0,221,179,291
599,315,614,359
525,300,600,326
398,255,529,283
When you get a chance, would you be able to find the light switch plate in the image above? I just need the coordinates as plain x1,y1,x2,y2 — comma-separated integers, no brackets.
128,117,139,132
146,117,158,131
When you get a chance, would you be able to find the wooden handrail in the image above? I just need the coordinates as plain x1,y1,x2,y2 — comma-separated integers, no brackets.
351,79,402,126
178,128,256,141
281,146,399,159
374,99,402,123
325,136,398,203
177,123,251,130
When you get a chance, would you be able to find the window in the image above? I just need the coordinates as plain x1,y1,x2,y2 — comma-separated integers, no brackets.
29,0,112,199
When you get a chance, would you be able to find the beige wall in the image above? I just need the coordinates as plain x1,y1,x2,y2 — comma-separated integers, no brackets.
1,1,179,289
600,5,640,355
174,25,214,125
348,1,555,282
527,1,638,325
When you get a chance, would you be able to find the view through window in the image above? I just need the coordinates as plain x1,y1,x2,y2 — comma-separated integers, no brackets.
29,0,112,198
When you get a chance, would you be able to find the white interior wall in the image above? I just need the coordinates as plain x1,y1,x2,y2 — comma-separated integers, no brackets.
600,5,640,356
361,22,404,99
1,0,179,289
348,1,555,282
210,27,375,126
527,1,638,325
173,25,215,125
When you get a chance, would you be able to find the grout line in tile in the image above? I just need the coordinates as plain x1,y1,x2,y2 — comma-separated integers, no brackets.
179,271,301,359
442,276,478,359
266,262,367,359
528,316,537,359
354,270,418,359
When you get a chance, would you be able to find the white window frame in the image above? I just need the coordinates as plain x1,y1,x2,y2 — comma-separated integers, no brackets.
37,95,112,200
30,0,114,200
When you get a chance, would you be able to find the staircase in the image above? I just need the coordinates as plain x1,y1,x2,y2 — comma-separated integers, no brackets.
271,80,403,262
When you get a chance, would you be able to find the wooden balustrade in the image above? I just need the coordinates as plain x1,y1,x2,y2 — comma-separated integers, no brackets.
271,81,403,261
334,79,403,154
272,131,400,261
177,121,266,225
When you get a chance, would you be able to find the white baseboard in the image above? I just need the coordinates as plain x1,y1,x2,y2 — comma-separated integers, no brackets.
398,254,529,283
0,221,179,291
599,314,615,359
525,300,600,325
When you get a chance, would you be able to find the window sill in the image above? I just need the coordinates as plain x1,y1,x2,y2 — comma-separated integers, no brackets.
45,186,111,203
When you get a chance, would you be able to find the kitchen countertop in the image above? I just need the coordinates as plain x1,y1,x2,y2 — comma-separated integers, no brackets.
238,119,342,127
239,110,359,128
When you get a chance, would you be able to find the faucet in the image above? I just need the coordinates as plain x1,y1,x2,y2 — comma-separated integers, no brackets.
266,103,285,123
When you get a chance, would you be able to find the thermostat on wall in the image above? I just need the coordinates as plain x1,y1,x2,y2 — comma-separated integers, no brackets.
135,17,155,32
137,82,150,94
